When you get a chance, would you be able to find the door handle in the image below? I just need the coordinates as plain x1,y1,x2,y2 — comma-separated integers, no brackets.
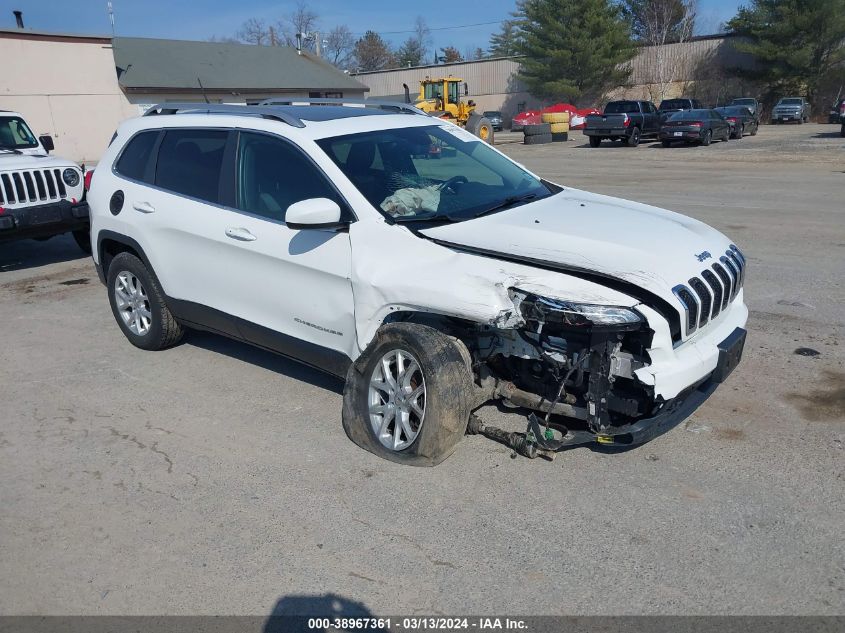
225,227,257,242
132,201,155,214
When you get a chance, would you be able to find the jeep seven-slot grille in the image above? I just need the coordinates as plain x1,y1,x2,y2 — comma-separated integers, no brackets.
672,245,746,337
0,169,68,206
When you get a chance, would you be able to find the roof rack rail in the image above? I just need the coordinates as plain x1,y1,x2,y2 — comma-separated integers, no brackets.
143,103,306,128
258,97,428,116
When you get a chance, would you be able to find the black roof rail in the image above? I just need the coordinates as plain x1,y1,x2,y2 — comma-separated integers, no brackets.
143,103,307,128
258,97,428,116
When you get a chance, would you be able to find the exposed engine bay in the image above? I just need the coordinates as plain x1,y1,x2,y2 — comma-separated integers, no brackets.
441,290,663,456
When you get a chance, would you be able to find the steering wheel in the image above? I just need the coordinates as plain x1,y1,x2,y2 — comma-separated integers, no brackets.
439,175,468,193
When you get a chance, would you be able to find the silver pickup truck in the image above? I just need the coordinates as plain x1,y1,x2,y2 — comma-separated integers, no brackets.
771,97,810,124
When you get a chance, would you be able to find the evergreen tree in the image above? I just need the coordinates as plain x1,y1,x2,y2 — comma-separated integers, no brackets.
396,37,426,67
515,0,636,104
726,0,845,104
488,19,522,57
440,46,463,63
354,31,395,71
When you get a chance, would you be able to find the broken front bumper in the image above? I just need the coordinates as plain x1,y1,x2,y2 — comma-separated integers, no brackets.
550,327,745,448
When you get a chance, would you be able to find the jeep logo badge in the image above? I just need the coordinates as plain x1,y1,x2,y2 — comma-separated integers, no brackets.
695,251,712,262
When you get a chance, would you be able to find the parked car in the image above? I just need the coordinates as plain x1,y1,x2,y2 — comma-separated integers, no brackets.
730,98,760,120
89,101,747,466
583,100,661,147
828,98,845,124
771,97,810,123
483,111,504,131
0,110,89,250
660,109,732,146
658,98,703,122
714,106,759,138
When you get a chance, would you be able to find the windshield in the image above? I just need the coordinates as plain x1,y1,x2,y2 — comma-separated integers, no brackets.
604,101,640,114
659,99,690,110
716,106,750,116
484,111,502,118
317,124,554,223
0,116,38,149
780,98,802,105
668,110,709,121
733,99,755,105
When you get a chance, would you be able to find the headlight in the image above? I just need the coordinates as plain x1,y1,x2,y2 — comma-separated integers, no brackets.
512,290,643,328
62,168,80,187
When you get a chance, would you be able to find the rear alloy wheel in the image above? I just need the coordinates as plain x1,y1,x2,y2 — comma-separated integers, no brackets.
701,129,712,146
342,323,473,466
107,252,184,351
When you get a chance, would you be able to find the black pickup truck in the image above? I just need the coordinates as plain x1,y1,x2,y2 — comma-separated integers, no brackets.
583,100,661,147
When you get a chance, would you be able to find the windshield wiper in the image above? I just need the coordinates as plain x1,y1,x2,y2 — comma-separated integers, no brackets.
473,193,537,218
0,146,23,154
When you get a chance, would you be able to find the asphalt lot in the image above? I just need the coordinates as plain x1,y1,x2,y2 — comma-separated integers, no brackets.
1,123,843,616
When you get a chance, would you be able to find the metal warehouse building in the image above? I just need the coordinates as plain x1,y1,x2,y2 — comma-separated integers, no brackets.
355,34,753,126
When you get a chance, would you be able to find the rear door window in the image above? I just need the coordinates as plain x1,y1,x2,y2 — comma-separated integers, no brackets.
154,129,228,203
114,131,159,182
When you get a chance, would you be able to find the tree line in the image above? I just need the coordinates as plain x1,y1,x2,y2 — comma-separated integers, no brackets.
215,0,845,108
213,1,488,72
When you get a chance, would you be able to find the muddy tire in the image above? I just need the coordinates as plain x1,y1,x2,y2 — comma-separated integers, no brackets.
72,228,92,254
106,252,184,351
466,114,495,144
342,323,473,467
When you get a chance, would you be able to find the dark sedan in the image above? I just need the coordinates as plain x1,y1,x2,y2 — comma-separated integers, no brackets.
660,109,731,146
714,106,759,138
483,111,504,131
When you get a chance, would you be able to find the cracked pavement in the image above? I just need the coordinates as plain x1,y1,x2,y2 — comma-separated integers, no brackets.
0,123,843,616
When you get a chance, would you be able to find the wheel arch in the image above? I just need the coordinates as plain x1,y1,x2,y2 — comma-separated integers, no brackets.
97,231,153,281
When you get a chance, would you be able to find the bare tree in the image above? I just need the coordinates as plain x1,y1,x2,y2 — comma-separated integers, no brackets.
278,1,319,51
324,25,355,68
237,18,270,45
626,0,697,102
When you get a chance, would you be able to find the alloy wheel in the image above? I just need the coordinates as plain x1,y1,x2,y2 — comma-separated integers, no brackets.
368,349,426,451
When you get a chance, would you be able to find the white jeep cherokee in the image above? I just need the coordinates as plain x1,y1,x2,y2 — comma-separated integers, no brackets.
88,102,748,465
0,111,89,250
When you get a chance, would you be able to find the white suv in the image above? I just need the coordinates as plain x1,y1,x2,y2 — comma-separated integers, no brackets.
0,111,88,250
88,102,748,466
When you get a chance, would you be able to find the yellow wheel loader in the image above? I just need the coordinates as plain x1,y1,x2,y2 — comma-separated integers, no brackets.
404,77,494,144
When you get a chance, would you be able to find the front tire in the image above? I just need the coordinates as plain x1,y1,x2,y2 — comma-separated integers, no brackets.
106,252,184,351
342,323,473,466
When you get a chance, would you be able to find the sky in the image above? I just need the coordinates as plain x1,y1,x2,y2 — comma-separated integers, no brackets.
1,0,743,54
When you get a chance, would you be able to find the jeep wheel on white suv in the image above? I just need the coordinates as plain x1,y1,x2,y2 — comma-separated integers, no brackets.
88,101,748,466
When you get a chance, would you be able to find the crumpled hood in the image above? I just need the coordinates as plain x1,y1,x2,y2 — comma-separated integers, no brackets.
420,188,736,306
0,152,78,171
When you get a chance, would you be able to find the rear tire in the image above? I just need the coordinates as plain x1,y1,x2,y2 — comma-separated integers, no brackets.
589,136,601,148
626,127,641,147
701,129,712,146
661,140,671,147
342,323,473,466
106,252,184,351
72,228,92,254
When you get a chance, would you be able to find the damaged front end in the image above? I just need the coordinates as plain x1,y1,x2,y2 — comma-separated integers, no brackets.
466,289,672,450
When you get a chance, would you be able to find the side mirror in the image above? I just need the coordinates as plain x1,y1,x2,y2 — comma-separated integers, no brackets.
39,135,54,153
285,197,344,230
